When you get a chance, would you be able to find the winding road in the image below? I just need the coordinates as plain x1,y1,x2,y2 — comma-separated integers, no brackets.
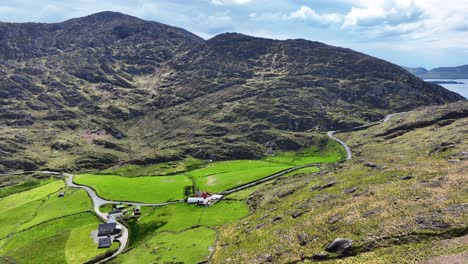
326,112,405,160
12,112,404,263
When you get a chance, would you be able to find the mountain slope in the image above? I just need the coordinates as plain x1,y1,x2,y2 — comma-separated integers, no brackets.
212,101,468,263
0,13,464,173
405,65,468,79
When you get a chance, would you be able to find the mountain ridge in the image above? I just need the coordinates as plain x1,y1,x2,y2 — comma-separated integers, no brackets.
0,11,464,173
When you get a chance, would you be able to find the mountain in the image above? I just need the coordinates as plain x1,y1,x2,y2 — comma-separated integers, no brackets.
405,65,468,79
0,12,464,173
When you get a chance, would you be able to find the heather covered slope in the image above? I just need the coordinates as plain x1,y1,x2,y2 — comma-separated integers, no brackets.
0,13,464,173
211,101,468,263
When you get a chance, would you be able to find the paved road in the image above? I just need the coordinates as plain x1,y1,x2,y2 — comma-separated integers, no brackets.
326,112,405,160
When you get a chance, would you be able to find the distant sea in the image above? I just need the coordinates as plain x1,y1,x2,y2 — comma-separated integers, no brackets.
425,79,468,99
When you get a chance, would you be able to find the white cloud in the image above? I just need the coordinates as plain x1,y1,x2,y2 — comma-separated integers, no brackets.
211,0,252,6
289,6,343,24
342,0,424,28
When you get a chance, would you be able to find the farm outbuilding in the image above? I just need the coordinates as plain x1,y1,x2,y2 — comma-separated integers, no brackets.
98,237,112,248
187,197,204,204
187,193,224,206
108,210,124,219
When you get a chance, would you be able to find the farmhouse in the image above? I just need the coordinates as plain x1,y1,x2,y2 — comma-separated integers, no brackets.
98,223,121,236
188,191,224,206
98,237,112,248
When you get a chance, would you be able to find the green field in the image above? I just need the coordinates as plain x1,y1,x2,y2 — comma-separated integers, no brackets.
0,213,118,264
0,180,92,239
75,161,290,202
99,156,206,177
0,177,57,198
74,141,345,203
116,227,216,264
74,174,191,203
0,180,64,214
115,200,248,263
19,188,92,230
0,180,116,263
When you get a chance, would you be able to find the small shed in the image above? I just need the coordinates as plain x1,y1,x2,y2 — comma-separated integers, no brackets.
133,206,141,216
98,237,112,248
115,204,125,210
98,223,120,236
58,192,65,197
108,210,124,219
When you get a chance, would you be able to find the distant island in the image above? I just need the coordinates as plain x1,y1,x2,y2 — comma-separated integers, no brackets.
404,64,468,79
427,80,465,84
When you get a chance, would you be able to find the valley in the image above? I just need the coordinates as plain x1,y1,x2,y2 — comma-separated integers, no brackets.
0,11,466,264
0,129,345,263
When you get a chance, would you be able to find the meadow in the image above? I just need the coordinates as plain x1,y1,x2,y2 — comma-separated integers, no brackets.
114,200,249,263
1,213,118,264
74,142,344,203
0,179,117,263
74,174,191,203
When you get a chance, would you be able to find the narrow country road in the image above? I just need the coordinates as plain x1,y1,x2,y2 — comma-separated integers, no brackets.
326,112,405,160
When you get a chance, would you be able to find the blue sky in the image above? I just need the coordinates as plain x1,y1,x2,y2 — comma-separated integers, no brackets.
1,0,467,69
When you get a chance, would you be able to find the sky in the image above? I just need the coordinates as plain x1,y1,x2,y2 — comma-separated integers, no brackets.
1,0,467,69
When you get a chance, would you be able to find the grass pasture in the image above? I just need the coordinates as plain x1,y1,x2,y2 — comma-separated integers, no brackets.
19,188,92,230
0,180,64,214
0,213,117,264
75,140,346,202
116,227,216,264
117,200,248,263
74,174,191,203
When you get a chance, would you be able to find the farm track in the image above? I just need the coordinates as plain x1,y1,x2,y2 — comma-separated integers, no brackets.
6,112,404,262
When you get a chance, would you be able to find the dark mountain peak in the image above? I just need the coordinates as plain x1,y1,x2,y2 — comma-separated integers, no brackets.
208,32,274,46
64,11,142,24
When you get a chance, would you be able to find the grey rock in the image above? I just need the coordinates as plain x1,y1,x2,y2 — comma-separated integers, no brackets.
325,238,353,253
343,187,357,194
400,175,413,180
328,214,342,224
319,181,336,190
291,211,304,219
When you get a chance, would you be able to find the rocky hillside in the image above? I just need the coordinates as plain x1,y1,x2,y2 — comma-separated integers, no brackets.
212,101,468,263
0,12,464,173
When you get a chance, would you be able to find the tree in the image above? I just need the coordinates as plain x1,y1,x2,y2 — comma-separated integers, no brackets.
183,185,193,198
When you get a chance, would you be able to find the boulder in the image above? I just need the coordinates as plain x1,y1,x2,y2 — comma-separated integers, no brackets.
325,238,353,254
